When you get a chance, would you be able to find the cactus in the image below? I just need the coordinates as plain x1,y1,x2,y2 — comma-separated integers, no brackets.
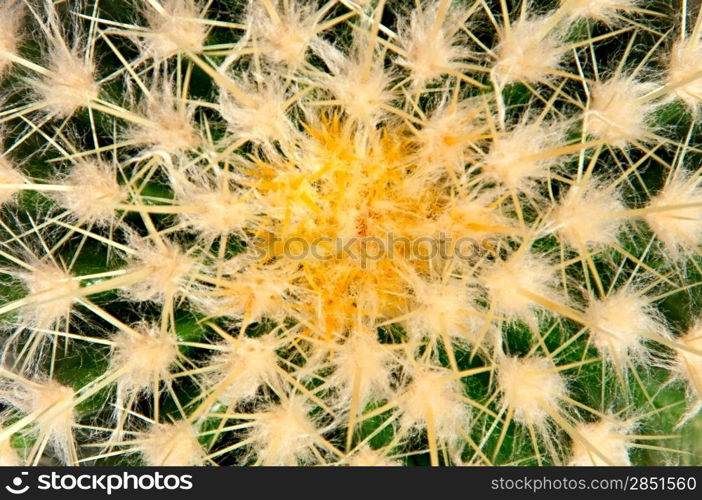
0,0,701,467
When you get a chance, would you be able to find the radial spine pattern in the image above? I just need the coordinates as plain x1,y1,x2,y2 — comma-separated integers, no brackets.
0,0,702,466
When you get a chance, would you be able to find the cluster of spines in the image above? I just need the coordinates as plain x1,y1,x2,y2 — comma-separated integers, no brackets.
0,0,701,466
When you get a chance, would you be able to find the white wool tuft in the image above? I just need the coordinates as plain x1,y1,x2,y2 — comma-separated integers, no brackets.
244,0,320,68
142,0,207,58
667,36,702,113
36,47,99,117
396,1,470,87
0,157,25,205
131,87,199,153
18,262,79,330
550,179,625,248
0,0,24,74
492,16,564,85
331,329,394,407
397,365,470,442
480,251,559,325
28,381,76,449
482,121,565,193
645,170,702,258
173,179,257,237
584,288,668,367
206,334,282,406
569,417,633,465
55,162,124,225
249,397,324,465
218,79,292,145
413,100,484,177
586,76,658,147
207,261,293,323
561,0,637,23
347,446,399,466
437,194,513,243
316,40,394,124
404,274,483,346
140,421,204,466
497,356,567,427
0,377,76,464
111,325,178,396
124,239,195,302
